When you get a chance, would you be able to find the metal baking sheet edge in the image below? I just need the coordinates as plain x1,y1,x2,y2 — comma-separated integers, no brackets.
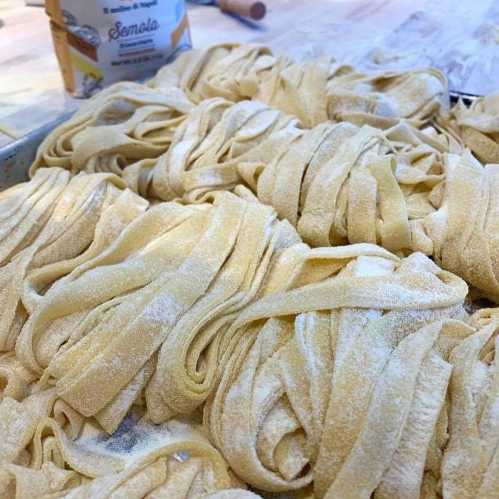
0,111,75,191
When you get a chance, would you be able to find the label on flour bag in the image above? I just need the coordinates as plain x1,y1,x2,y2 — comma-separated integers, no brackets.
46,0,191,97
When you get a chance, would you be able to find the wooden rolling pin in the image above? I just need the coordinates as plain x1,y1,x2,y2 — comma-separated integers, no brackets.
189,0,266,21
218,0,266,20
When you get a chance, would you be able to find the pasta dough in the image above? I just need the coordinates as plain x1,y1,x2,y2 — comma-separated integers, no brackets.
0,401,240,498
30,44,448,179
16,192,300,430
0,174,480,499
1,42,499,499
118,88,498,299
442,308,499,499
0,168,147,352
149,43,448,128
205,250,468,494
448,92,499,164
30,83,193,177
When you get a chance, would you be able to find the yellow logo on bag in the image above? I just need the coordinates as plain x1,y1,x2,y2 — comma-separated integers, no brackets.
69,50,103,80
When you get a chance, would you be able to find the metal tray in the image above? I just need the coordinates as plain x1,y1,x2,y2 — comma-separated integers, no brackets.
0,112,74,191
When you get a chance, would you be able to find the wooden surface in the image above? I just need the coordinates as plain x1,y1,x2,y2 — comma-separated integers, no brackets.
0,0,498,147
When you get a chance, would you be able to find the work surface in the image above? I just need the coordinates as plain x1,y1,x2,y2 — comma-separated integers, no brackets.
1,0,498,148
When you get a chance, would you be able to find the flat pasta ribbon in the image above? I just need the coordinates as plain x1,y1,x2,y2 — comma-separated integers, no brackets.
30,83,193,176
204,249,468,494
0,169,147,352
150,44,447,128
449,93,499,164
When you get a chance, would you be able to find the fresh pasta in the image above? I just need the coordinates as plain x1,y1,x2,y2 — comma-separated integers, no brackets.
1,43,499,499
0,168,147,352
447,92,499,164
127,98,499,299
149,43,448,128
30,83,193,176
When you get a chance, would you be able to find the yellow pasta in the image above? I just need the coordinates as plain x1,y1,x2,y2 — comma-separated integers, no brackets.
0,168,147,352
448,93,499,164
30,83,193,176
0,42,498,499
149,43,448,128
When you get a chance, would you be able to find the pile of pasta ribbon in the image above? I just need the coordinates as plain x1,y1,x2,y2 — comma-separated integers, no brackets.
1,43,499,499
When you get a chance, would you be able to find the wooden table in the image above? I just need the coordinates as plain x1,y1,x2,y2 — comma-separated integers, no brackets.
0,0,498,148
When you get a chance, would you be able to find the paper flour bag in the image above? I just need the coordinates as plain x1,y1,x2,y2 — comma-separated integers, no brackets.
46,0,191,97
